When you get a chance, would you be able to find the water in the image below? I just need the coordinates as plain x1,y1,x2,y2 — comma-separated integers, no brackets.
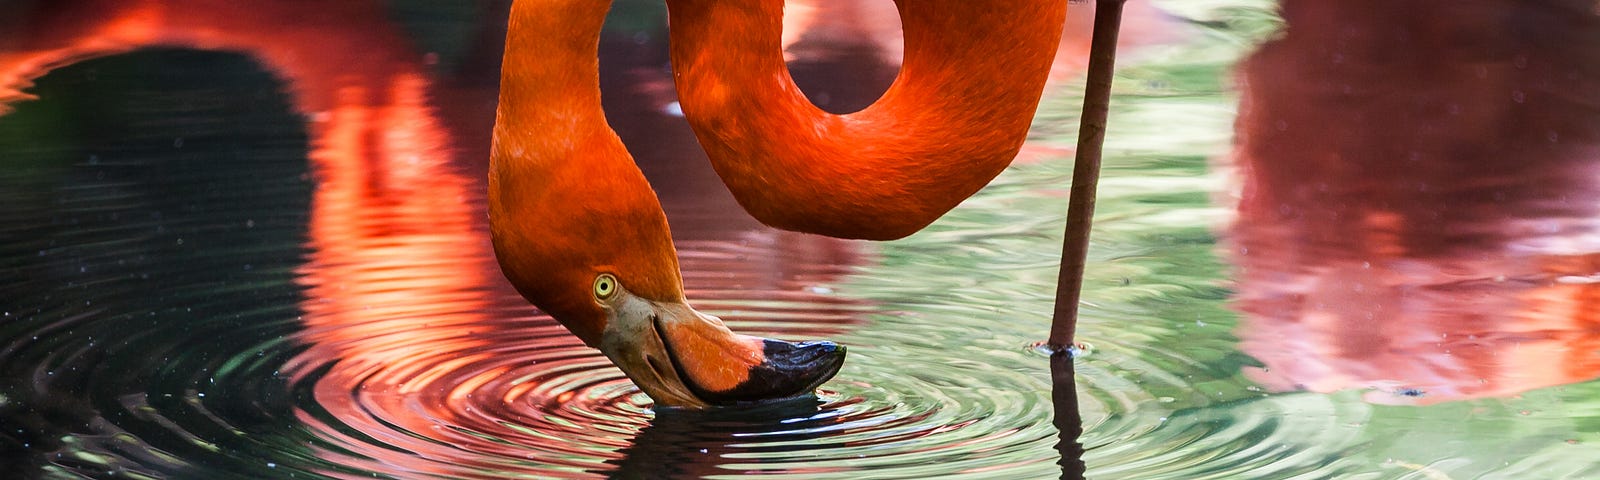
4,1,1600,479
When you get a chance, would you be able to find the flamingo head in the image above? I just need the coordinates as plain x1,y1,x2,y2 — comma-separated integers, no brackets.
493,260,846,408
588,274,846,408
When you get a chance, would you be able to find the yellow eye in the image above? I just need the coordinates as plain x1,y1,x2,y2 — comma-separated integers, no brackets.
594,273,618,300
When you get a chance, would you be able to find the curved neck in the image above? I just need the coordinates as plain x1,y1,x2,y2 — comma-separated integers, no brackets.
666,0,1066,239
492,0,683,345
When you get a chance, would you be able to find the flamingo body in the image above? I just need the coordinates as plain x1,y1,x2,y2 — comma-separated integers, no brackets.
668,0,1067,239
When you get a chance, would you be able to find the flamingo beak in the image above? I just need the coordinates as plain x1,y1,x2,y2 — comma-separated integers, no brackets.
597,288,846,408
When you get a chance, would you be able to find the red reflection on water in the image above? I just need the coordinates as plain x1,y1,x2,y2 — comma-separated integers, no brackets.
1228,0,1600,404
1,0,873,476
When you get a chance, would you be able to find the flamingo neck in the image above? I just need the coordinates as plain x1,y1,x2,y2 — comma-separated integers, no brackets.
491,0,684,346
496,0,610,146
666,0,1067,240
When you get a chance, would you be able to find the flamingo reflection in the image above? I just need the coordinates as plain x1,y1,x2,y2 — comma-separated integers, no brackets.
1228,0,1600,404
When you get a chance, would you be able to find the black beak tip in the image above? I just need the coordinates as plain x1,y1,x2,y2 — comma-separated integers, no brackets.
762,339,846,372
697,338,847,405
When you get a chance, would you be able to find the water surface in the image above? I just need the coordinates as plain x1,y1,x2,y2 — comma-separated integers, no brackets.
3,1,1600,479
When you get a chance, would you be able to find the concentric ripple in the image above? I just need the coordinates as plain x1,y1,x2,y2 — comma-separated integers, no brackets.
278,217,1075,479
284,297,1067,479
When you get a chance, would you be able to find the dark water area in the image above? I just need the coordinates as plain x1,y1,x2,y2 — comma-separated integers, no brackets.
2,0,1599,479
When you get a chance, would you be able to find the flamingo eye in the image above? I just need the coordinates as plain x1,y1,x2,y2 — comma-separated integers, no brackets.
594,274,618,300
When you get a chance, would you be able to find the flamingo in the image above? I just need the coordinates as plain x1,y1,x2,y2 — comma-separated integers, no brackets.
490,0,1066,408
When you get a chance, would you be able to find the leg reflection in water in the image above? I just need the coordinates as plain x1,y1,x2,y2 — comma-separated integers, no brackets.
1053,353,1087,480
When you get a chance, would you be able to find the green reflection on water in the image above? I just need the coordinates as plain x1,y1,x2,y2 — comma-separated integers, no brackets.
828,0,1600,478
